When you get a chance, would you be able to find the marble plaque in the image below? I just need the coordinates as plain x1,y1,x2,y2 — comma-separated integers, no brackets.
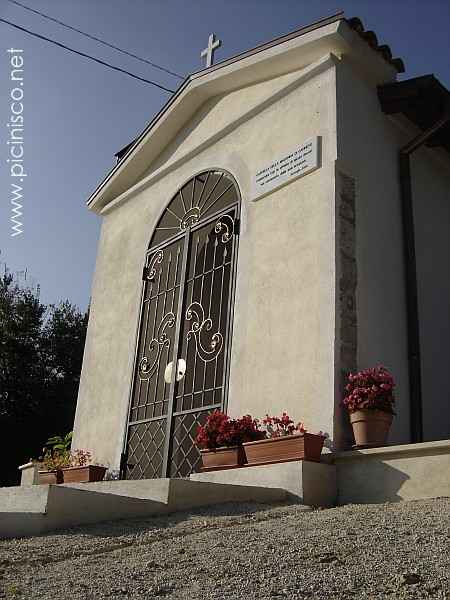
252,137,320,201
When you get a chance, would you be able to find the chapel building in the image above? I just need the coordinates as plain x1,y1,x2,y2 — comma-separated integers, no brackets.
73,14,450,479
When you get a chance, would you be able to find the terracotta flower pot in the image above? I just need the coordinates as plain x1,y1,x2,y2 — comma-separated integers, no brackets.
243,433,325,466
349,409,393,448
200,446,246,471
38,470,63,484
62,465,107,483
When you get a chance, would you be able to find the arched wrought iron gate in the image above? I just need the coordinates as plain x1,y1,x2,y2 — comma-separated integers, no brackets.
121,170,240,479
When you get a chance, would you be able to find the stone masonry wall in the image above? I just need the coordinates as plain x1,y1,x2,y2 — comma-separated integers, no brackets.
336,170,357,449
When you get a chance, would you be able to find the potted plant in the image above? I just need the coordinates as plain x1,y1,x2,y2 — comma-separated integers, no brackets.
243,413,325,466
62,449,107,483
38,432,107,484
343,365,395,448
195,411,265,471
38,447,70,484
38,432,73,484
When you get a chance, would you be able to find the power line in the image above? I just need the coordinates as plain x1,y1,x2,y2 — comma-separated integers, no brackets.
6,0,184,80
0,17,176,93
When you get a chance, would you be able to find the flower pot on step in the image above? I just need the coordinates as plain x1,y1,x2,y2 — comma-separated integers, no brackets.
200,446,245,471
243,433,325,466
61,465,107,483
349,409,393,448
38,470,63,484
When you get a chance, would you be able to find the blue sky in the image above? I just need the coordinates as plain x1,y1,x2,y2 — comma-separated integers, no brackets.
1,0,449,310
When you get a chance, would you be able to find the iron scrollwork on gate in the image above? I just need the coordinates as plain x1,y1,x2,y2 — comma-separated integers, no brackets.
214,214,234,243
186,302,223,362
184,214,234,362
143,250,164,281
124,170,240,480
138,312,176,380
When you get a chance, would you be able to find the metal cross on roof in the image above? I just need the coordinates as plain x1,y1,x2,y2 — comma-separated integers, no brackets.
201,33,222,68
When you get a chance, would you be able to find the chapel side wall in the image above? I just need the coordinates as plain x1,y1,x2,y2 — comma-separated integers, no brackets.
410,149,450,442
336,59,410,444
73,61,339,468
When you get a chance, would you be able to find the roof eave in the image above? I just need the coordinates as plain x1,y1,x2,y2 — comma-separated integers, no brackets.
378,75,450,154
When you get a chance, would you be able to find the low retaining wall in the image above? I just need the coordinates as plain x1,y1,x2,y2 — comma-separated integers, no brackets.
3,440,449,539
0,479,286,539
191,460,337,507
333,439,450,504
192,439,450,507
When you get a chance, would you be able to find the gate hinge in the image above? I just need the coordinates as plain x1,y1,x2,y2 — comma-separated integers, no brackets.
119,452,128,478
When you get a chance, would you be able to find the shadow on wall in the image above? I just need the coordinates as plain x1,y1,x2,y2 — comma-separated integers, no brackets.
337,457,410,505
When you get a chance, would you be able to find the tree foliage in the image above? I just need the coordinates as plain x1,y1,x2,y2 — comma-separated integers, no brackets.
0,272,88,485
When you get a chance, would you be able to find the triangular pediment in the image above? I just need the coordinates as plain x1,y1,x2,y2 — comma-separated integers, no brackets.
88,14,401,213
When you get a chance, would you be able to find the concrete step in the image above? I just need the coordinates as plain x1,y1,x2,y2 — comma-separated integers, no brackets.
332,439,450,504
191,460,337,507
0,478,287,539
189,439,450,507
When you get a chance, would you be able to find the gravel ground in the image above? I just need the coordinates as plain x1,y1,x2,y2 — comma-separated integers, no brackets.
0,497,449,600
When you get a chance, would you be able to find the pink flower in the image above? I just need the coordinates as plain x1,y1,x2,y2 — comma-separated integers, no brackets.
342,366,395,414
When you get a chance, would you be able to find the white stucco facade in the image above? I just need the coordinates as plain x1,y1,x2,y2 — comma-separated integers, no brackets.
336,59,450,445
72,16,450,471
73,57,340,469
336,59,411,444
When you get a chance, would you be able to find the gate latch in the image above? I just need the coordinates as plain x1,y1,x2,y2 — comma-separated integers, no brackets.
164,358,186,384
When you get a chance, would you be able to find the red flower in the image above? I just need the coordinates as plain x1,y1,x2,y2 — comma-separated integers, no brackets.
296,422,306,434
342,366,396,414
195,411,265,450
262,413,307,438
